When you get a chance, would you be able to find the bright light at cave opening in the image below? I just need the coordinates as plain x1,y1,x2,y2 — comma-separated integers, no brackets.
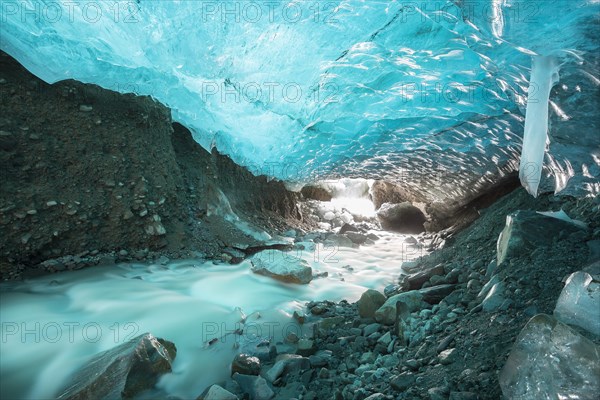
322,178,377,218
332,196,377,218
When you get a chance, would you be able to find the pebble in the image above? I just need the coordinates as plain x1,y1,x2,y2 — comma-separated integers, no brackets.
377,332,392,346
391,372,416,391
286,332,299,344
438,348,458,365
21,233,32,244
79,105,93,112
436,334,455,353
363,323,381,337
297,339,317,356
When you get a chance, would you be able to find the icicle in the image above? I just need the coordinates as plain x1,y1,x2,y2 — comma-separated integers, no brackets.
519,55,560,197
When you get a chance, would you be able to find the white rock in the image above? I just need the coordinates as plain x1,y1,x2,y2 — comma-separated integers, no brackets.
323,211,336,221
250,250,312,284
340,212,353,224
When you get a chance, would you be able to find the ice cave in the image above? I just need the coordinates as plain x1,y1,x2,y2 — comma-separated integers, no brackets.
0,1,599,399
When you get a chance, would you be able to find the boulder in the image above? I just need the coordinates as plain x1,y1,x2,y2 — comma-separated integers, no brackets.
265,354,310,382
401,264,446,290
497,210,584,265
231,354,261,376
499,314,600,399
232,373,274,400
370,180,408,209
308,350,332,368
375,291,424,325
357,289,386,318
339,223,359,234
324,234,355,248
56,333,176,400
301,185,332,201
250,251,312,284
420,284,456,305
377,202,426,234
346,232,369,245
391,373,416,391
197,384,238,400
296,339,317,357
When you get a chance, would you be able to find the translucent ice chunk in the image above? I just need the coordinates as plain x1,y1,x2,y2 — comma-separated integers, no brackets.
537,209,588,229
499,314,600,400
519,56,560,197
554,271,600,336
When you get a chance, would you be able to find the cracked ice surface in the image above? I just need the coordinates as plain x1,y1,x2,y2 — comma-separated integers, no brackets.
499,314,600,400
1,1,599,200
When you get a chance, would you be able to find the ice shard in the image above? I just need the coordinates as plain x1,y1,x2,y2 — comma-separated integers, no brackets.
499,314,600,399
554,271,600,336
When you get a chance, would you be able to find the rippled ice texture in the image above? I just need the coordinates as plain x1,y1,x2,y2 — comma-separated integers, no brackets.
1,1,599,197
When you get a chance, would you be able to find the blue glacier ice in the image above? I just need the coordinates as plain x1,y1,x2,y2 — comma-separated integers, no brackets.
1,0,599,201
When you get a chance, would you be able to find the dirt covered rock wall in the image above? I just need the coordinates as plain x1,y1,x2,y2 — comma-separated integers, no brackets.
0,52,305,279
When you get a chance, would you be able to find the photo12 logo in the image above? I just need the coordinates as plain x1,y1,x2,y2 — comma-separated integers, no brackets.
1,321,140,344
398,1,540,25
198,1,340,24
201,320,307,346
1,1,141,24
198,80,339,106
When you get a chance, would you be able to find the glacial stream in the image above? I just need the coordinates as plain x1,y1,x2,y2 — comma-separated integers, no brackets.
0,232,429,399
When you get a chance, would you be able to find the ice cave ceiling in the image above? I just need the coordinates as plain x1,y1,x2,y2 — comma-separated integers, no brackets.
1,0,599,202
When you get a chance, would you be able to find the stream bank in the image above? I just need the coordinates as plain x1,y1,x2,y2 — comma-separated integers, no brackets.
0,51,309,281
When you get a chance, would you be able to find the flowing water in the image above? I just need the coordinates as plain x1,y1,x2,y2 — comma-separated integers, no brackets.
0,233,428,399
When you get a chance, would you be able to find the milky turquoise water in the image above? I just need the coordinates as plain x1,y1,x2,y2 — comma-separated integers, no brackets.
0,233,427,399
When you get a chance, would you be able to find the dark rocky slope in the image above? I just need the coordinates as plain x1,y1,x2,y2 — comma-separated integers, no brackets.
0,52,308,280
203,188,599,400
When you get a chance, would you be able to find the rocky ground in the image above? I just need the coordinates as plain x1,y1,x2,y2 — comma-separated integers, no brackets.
55,187,599,400
190,188,599,400
0,51,312,281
